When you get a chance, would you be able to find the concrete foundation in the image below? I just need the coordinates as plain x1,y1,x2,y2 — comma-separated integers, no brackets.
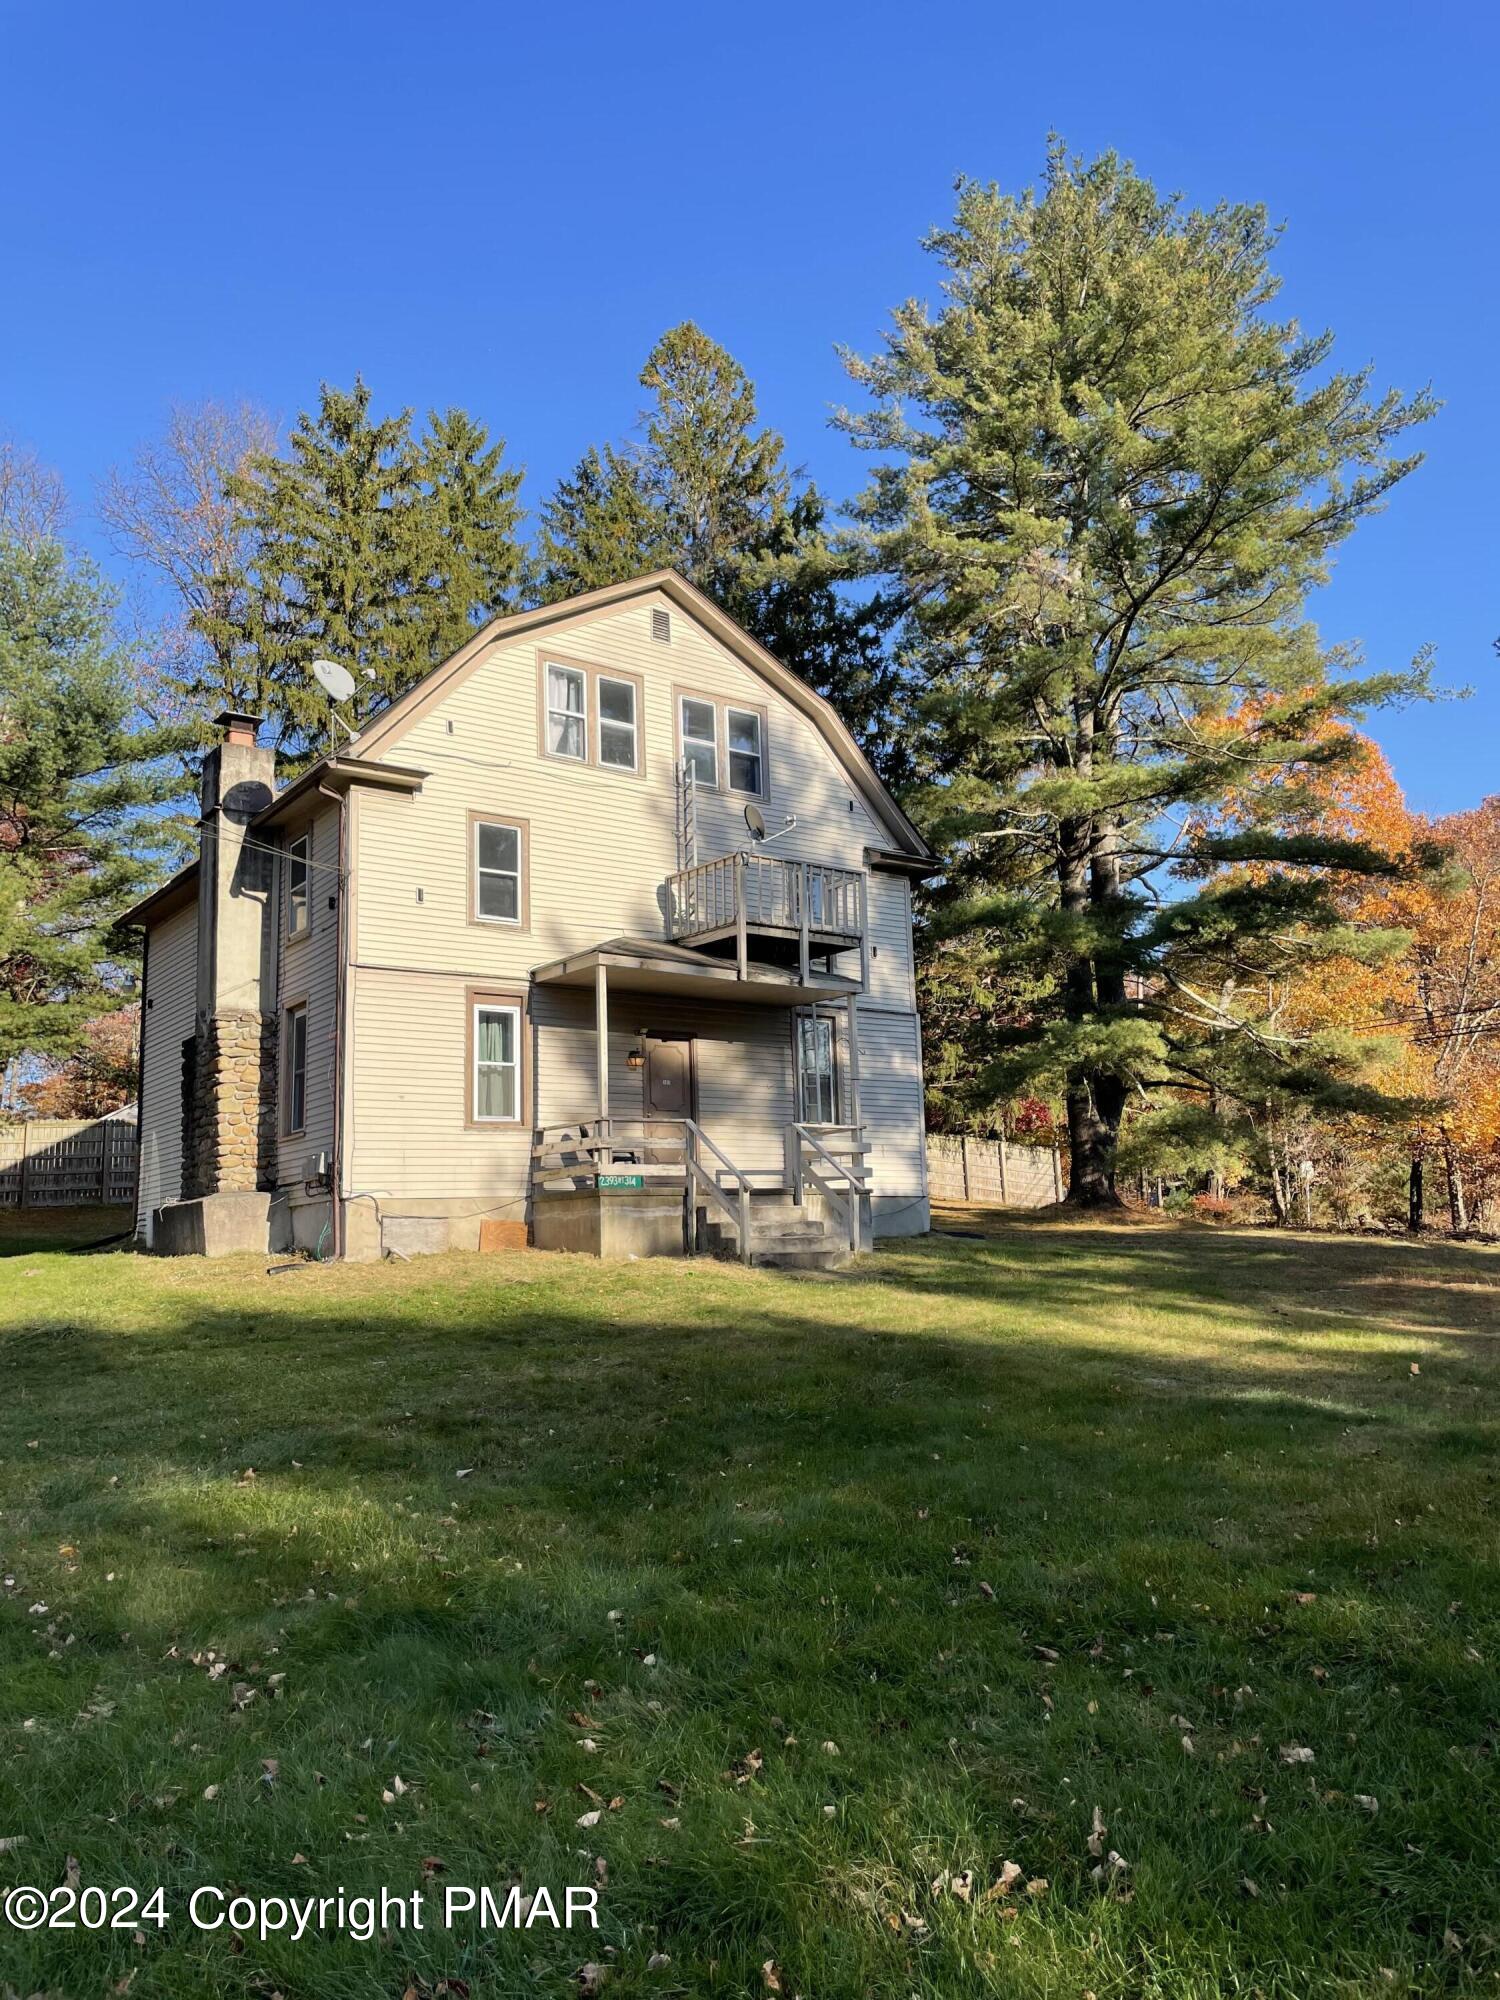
151,1190,274,1256
532,1188,686,1259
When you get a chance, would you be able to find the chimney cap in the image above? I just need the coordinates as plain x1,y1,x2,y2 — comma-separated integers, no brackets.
214,710,263,746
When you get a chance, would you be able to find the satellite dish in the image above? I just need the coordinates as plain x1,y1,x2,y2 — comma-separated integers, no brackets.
311,658,357,703
744,803,768,840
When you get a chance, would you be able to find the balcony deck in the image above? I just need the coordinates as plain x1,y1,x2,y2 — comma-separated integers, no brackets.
666,853,864,977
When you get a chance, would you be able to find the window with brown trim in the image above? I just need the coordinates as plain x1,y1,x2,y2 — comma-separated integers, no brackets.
283,1003,308,1135
469,813,529,928
674,691,769,798
464,986,529,1128
537,653,646,779
286,831,310,938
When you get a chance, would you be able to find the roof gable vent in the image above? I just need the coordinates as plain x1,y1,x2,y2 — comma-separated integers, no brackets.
651,607,671,644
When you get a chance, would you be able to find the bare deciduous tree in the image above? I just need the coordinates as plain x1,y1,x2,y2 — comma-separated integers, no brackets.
98,399,277,719
0,437,67,546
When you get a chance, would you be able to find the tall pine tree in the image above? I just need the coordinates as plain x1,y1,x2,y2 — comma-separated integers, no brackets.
533,324,904,776
0,536,190,1081
227,380,523,754
840,144,1435,1203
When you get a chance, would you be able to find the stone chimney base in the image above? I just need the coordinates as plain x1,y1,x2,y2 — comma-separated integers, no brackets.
188,1010,278,1196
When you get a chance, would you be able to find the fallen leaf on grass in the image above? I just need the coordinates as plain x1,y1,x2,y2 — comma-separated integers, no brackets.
577,1809,602,1828
1354,1794,1380,1814
647,1953,671,1970
931,1868,974,1902
730,1748,763,1785
1280,1745,1315,1765
1087,1805,1107,1858
761,1963,782,1993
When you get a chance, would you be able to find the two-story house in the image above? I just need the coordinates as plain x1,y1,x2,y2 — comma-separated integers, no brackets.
127,572,935,1266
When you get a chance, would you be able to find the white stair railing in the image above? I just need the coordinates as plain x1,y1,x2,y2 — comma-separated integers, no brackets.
682,1117,752,1264
789,1122,871,1257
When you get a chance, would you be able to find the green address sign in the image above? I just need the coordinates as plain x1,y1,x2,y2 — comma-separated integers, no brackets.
596,1173,645,1190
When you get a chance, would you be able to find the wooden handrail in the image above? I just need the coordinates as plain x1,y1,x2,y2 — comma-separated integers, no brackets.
683,1116,752,1263
791,1120,870,1257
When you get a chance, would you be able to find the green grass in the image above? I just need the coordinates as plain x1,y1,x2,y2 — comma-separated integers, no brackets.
2,1206,1499,1998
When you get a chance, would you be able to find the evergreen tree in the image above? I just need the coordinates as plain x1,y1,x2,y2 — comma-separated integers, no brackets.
0,537,189,1079
228,380,524,754
532,443,663,599
532,325,902,774
840,144,1435,1203
415,406,527,663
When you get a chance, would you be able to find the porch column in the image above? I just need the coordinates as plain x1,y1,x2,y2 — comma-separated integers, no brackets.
844,994,862,1128
595,961,610,1165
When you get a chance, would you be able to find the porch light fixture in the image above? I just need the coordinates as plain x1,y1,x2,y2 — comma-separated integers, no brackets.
627,1040,647,1070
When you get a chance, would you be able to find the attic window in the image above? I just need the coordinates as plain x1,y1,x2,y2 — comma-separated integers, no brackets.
651,608,671,644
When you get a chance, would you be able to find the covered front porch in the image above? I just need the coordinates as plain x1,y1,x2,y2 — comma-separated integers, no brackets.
528,935,872,1264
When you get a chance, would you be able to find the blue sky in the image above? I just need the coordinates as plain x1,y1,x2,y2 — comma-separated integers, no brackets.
4,0,1494,815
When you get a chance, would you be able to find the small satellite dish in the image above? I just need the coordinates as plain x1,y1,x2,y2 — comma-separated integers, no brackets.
744,803,768,840
311,658,357,702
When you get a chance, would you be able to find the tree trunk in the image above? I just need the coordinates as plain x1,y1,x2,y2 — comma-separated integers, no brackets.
1407,1155,1424,1233
1061,797,1129,1208
1269,1163,1288,1226
1441,1131,1467,1234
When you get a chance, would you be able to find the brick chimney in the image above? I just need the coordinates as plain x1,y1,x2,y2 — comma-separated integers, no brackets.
189,712,278,1196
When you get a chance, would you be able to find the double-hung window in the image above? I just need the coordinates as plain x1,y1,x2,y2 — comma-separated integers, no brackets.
726,707,763,795
284,1004,308,1134
286,832,310,937
545,663,587,760
680,697,718,788
797,1014,837,1124
473,818,524,924
598,675,639,771
473,1001,522,1122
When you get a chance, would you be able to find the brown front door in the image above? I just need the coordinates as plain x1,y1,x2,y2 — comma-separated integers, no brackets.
644,1035,695,1161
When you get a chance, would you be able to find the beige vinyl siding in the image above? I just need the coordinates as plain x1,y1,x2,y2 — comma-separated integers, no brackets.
352,594,885,985
856,1007,929,1234
136,900,197,1234
865,870,916,1009
349,975,799,1199
276,803,340,1187
343,589,925,1226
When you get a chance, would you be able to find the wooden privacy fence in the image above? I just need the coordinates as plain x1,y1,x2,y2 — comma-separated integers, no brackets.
927,1133,1063,1207
0,1115,138,1209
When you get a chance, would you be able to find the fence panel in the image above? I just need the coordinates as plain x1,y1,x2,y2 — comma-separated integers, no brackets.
926,1133,1063,1208
0,1115,138,1209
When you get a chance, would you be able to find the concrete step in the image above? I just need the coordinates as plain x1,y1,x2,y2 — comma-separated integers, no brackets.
751,1245,851,1271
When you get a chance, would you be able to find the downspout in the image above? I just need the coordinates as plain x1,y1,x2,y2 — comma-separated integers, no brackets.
318,780,349,1261
133,925,150,1242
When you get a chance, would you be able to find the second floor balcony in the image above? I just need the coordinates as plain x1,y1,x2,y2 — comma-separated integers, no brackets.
666,851,864,978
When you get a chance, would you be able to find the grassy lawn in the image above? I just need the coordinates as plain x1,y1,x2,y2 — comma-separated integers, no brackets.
2,1208,1499,1998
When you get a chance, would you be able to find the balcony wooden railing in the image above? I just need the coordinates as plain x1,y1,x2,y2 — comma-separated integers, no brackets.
666,852,864,978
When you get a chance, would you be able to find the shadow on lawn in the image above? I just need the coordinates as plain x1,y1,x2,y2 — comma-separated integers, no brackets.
5,1229,1500,1994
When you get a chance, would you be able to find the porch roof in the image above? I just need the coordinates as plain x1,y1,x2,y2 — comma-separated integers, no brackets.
530,935,861,1007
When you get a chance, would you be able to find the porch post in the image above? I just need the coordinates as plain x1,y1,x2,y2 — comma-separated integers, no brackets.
844,994,862,1129
595,960,610,1166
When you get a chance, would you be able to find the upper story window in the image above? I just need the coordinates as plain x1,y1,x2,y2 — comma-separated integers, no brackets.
471,815,527,926
598,676,639,772
679,697,718,788
676,693,769,797
545,663,587,760
538,654,645,779
727,707,763,795
286,831,310,938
